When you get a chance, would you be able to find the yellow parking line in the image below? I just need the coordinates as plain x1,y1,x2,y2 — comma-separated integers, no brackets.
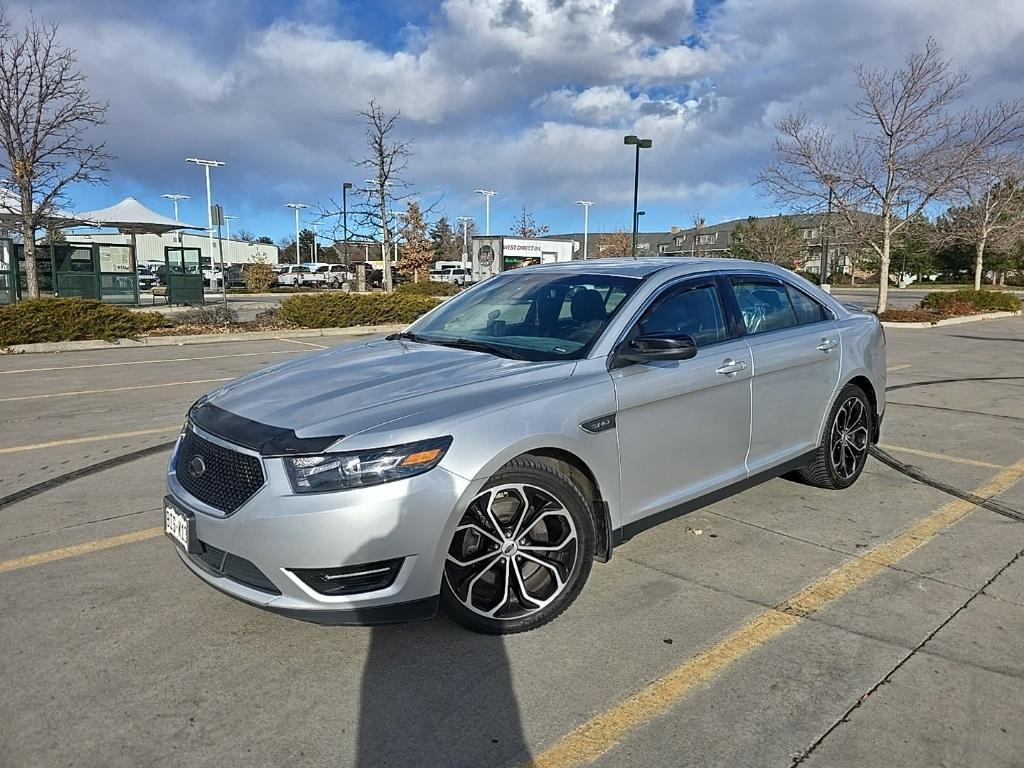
0,377,232,402
0,426,181,455
0,350,299,375
879,443,1006,470
274,337,327,349
524,457,1024,768
887,363,913,372
0,527,163,574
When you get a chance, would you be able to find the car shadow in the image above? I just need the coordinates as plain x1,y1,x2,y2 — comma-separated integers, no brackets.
356,619,529,767
353,468,531,767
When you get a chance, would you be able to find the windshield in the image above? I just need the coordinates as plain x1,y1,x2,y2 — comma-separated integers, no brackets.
405,270,641,361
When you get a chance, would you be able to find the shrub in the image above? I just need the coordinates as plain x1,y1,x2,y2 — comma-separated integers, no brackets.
0,298,169,345
175,304,239,325
243,259,277,293
278,292,437,328
395,280,462,297
919,289,1020,315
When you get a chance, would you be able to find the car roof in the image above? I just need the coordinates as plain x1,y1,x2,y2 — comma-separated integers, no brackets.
524,256,786,279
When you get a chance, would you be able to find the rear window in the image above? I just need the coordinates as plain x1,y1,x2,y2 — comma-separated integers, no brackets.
786,286,828,324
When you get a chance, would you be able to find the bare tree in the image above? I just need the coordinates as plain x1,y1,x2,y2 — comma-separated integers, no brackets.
935,164,1024,289
729,216,804,267
350,100,415,293
690,214,705,256
509,206,549,238
0,11,109,298
758,39,1024,312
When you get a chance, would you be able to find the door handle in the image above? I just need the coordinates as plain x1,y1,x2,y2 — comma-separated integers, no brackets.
716,358,748,375
817,338,838,352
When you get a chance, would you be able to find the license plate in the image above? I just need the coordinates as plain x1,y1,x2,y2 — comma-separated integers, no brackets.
164,498,198,553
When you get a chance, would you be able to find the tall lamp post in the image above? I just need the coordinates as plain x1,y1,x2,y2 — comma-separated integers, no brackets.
623,135,652,258
185,158,225,271
342,181,353,271
635,211,645,247
285,203,308,264
457,216,474,269
224,214,237,242
575,201,593,260
162,193,190,245
820,174,839,286
161,193,189,222
474,189,496,235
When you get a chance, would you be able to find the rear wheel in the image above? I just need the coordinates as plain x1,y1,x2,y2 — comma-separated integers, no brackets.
794,383,873,490
441,457,595,634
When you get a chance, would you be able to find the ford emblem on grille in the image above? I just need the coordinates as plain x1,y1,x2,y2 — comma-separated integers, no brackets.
189,456,207,478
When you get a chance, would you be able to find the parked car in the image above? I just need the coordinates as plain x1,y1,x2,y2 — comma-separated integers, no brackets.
164,258,885,634
136,266,158,291
275,265,313,286
314,264,353,288
443,267,471,286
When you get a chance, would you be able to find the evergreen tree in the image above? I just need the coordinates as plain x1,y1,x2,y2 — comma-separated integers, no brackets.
430,216,457,262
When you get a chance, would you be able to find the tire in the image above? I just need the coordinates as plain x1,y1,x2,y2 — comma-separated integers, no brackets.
441,457,595,634
794,383,873,490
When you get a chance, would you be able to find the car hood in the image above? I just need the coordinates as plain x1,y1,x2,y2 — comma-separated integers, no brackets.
203,338,575,440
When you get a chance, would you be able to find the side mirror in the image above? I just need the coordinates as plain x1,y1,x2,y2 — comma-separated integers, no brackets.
617,332,698,365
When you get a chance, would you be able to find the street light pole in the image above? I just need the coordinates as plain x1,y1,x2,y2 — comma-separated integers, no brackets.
342,181,353,272
224,214,237,242
474,190,496,235
161,193,189,222
185,158,225,272
575,201,593,260
285,203,308,265
161,193,190,245
623,136,652,258
457,216,473,269
820,175,839,286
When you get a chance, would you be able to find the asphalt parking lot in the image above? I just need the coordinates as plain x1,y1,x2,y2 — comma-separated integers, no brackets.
1,317,1023,768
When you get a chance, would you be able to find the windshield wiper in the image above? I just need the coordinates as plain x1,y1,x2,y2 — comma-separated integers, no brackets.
386,331,429,343
434,338,529,360
387,331,527,360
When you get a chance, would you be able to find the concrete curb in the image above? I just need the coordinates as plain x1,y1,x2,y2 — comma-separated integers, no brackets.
881,311,1021,329
2,324,407,355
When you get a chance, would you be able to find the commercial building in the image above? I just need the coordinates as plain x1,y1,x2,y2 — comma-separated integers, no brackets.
66,231,279,268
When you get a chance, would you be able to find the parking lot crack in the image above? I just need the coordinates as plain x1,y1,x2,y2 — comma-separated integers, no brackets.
788,547,1024,766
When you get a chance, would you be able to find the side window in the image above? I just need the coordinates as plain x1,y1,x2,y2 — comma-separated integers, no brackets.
640,283,728,347
786,285,828,325
731,279,798,335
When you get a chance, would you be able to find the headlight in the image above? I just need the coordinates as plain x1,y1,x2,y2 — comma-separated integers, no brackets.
283,436,453,493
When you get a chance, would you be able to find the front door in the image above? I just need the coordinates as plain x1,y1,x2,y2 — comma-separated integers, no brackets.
613,277,753,526
728,275,841,473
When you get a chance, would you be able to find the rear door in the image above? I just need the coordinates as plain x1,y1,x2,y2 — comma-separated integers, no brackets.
613,276,753,525
726,274,841,473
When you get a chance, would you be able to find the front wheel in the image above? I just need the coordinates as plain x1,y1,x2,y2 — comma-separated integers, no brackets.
441,457,595,634
794,383,873,490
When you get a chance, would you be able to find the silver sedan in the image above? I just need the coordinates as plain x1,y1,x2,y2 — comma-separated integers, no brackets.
164,258,886,634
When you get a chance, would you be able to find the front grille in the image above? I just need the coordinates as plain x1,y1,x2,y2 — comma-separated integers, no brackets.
175,428,265,514
189,540,280,595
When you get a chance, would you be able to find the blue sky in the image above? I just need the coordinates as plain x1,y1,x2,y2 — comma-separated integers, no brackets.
10,0,1024,243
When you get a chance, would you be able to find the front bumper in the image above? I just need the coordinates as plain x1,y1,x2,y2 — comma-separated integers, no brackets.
166,433,477,626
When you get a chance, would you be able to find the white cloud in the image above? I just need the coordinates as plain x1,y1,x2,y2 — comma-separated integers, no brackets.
6,0,1024,233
